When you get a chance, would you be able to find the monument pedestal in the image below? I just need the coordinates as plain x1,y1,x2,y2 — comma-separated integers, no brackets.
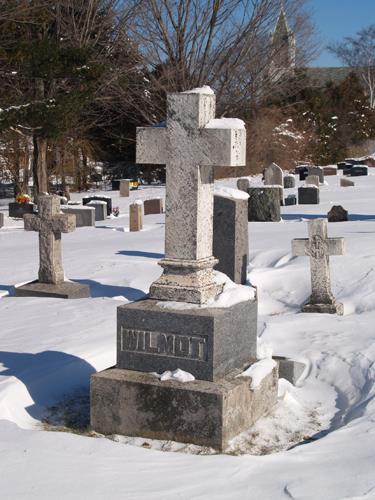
302,301,343,315
116,298,258,381
91,365,278,451
15,280,90,299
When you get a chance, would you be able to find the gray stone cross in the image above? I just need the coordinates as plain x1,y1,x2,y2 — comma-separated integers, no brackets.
136,88,246,303
292,218,344,314
24,195,76,284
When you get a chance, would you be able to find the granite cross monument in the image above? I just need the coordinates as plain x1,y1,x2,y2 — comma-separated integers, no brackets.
15,195,90,298
292,219,344,314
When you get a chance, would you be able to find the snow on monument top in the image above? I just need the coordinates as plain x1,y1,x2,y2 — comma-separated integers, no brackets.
183,85,214,95
205,118,245,129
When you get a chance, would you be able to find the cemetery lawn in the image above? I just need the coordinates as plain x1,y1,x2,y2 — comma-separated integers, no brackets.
1,175,375,499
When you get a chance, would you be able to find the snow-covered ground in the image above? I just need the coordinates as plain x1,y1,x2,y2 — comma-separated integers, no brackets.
1,174,375,499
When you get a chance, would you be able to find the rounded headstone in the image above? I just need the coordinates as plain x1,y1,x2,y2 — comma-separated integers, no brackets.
248,187,281,222
237,178,250,192
328,205,348,222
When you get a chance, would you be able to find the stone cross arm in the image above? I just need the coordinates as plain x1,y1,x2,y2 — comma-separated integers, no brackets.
136,122,246,167
24,213,76,233
292,237,345,257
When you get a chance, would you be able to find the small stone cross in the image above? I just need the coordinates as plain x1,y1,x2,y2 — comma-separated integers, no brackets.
136,88,246,303
292,219,344,314
24,195,76,284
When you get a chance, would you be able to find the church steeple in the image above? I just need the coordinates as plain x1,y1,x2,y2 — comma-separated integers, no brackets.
270,2,296,80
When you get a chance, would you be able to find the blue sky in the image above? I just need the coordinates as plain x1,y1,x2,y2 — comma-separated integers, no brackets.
310,0,375,67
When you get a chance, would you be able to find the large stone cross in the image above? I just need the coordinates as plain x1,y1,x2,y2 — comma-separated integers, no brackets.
24,195,76,284
136,88,246,303
292,218,344,314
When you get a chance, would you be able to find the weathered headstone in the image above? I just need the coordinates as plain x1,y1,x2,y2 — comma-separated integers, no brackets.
264,162,283,186
91,88,277,451
9,202,36,219
337,162,349,170
248,187,281,222
307,166,324,183
213,190,249,284
298,186,319,205
129,201,143,231
340,178,355,187
328,205,348,222
61,205,95,227
292,219,344,314
285,194,297,206
87,200,107,221
15,195,90,298
351,165,368,176
0,212,3,228
343,165,353,176
144,198,164,215
323,166,337,176
120,179,131,197
237,177,250,192
283,175,295,188
82,195,112,216
296,166,309,181
305,175,320,187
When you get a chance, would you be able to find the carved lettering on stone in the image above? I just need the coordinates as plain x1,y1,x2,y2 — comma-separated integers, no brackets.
120,327,208,361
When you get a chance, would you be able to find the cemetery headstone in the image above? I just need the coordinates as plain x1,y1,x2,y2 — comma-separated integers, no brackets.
343,165,353,176
91,88,277,451
237,177,250,192
264,163,283,186
340,178,355,187
283,175,295,188
111,179,121,190
298,186,319,205
82,195,112,216
351,165,368,176
328,205,348,222
273,356,306,385
285,194,297,206
87,200,107,221
120,179,131,197
248,187,281,222
15,195,90,298
296,166,309,181
323,166,337,176
305,175,320,187
337,162,347,170
144,198,164,215
129,201,143,231
9,202,36,219
61,205,95,227
292,218,344,314
307,166,324,183
213,190,249,284
0,212,4,228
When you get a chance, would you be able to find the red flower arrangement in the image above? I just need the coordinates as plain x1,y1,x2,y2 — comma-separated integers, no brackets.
16,193,31,204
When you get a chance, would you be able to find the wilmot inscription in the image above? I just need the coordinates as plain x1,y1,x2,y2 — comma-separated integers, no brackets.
120,327,208,361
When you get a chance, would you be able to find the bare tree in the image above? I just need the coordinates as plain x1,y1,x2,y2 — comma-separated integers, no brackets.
328,25,375,109
127,0,318,121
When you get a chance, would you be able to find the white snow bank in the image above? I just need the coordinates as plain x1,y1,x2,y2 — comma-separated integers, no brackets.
157,272,256,311
183,86,214,95
155,369,195,383
205,118,245,129
238,358,277,389
214,186,249,200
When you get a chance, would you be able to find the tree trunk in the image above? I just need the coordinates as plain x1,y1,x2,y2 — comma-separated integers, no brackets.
32,135,48,197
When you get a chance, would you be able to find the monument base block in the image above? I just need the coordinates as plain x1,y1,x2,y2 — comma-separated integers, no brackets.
117,297,258,382
90,365,278,451
15,280,90,299
302,301,343,315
